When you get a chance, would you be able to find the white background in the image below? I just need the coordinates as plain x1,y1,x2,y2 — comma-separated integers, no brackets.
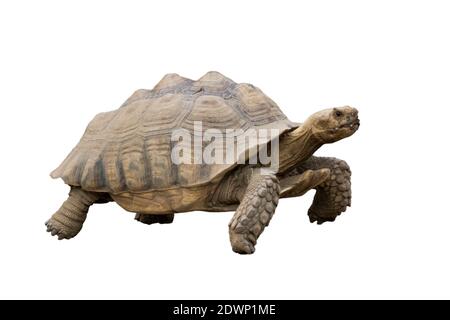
1,0,449,299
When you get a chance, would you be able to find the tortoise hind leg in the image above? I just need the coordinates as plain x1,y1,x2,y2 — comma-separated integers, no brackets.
46,187,101,240
135,213,174,225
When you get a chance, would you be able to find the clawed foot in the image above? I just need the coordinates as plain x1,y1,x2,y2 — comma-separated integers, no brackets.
230,233,256,254
308,209,340,225
45,217,81,240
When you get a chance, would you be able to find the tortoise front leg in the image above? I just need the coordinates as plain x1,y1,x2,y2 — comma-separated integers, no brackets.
299,156,352,224
229,169,280,254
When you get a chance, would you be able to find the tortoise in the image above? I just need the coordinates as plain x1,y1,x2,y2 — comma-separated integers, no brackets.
47,71,360,254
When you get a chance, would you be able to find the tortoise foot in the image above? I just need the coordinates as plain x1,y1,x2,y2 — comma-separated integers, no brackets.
308,209,339,225
230,233,256,254
135,213,174,225
45,216,81,240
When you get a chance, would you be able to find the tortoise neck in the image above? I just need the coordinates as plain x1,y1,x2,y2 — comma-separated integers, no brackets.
277,125,322,173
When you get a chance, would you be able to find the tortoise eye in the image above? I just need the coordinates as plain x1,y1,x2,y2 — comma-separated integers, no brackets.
335,110,343,117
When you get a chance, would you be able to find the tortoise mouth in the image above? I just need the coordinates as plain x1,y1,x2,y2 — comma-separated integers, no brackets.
339,118,360,131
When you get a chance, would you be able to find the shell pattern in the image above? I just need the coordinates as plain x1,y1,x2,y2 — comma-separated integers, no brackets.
51,72,296,194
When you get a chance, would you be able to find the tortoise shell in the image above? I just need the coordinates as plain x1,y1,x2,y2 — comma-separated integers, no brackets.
51,71,297,193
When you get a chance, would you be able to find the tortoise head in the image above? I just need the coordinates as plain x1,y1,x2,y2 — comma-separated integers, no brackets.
305,106,360,143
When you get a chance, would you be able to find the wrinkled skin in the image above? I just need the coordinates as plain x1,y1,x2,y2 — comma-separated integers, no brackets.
305,106,360,144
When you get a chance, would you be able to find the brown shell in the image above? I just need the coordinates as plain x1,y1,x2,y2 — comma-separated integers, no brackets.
51,71,297,194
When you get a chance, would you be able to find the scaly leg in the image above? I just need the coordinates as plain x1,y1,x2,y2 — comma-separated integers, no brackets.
229,168,280,254
297,156,352,224
46,187,101,239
